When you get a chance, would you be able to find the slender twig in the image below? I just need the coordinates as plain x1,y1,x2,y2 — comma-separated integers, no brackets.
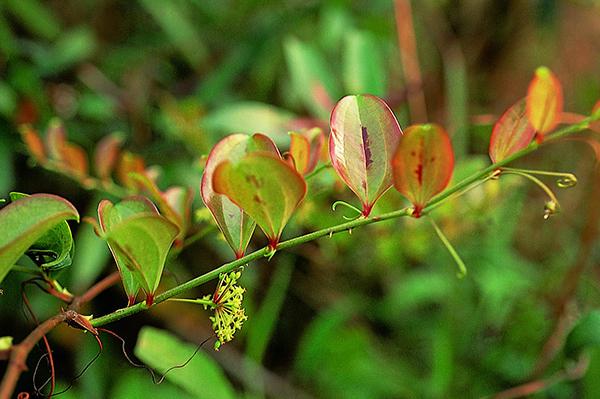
68,272,121,310
394,0,428,122
0,314,66,399
489,356,589,399
0,272,121,399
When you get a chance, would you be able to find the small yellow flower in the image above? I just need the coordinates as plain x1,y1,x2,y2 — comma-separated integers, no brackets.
202,270,247,350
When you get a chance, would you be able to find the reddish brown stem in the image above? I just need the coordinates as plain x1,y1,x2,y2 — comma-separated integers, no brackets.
0,314,66,399
0,272,120,399
492,357,588,399
394,0,428,122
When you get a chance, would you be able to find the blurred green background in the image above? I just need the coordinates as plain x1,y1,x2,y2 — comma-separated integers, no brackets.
1,0,600,398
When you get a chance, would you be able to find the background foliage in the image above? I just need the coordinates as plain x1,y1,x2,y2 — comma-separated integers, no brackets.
1,0,600,397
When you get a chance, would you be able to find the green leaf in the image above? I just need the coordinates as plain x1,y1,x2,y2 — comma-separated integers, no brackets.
284,37,339,119
105,214,178,305
111,370,195,399
489,99,535,163
392,124,455,216
134,327,235,399
138,0,208,69
39,27,96,76
342,30,386,96
0,193,79,284
202,102,295,137
9,192,75,276
213,152,306,248
98,197,176,305
94,133,123,181
4,0,61,40
565,311,600,359
329,94,403,216
201,134,280,257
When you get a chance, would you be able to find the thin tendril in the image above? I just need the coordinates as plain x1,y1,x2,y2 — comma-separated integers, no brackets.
332,201,363,220
98,328,211,384
501,167,577,188
49,334,103,397
21,278,56,396
501,170,561,218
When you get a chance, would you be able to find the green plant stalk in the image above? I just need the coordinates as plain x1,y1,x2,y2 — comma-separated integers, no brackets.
167,297,214,307
90,116,597,327
429,217,467,277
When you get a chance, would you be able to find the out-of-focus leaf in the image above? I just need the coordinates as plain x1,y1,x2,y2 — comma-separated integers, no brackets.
288,128,324,175
329,94,403,216
246,257,293,363
319,4,352,51
284,37,339,119
201,133,280,257
4,0,60,40
163,187,193,244
0,81,16,117
213,152,306,248
202,102,295,137
129,173,187,243
138,0,207,69
159,96,207,153
9,192,74,277
342,30,386,96
61,142,89,179
134,327,235,399
45,118,66,160
489,99,535,163
94,133,123,181
444,45,469,158
0,135,15,195
104,213,178,305
71,216,110,292
44,119,89,178
98,197,160,304
39,27,96,75
18,125,46,164
0,336,12,350
116,151,146,190
0,194,79,284
295,304,415,398
392,124,454,216
112,370,195,399
526,66,563,141
565,311,600,359
0,13,17,58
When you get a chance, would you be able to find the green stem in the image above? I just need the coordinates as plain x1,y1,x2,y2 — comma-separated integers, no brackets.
429,218,467,278
168,298,214,307
90,115,597,327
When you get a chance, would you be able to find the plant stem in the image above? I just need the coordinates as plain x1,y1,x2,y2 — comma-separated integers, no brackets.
168,298,214,307
429,217,467,277
88,116,597,328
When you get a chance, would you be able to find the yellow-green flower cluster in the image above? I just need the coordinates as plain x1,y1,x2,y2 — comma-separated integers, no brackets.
202,270,247,350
